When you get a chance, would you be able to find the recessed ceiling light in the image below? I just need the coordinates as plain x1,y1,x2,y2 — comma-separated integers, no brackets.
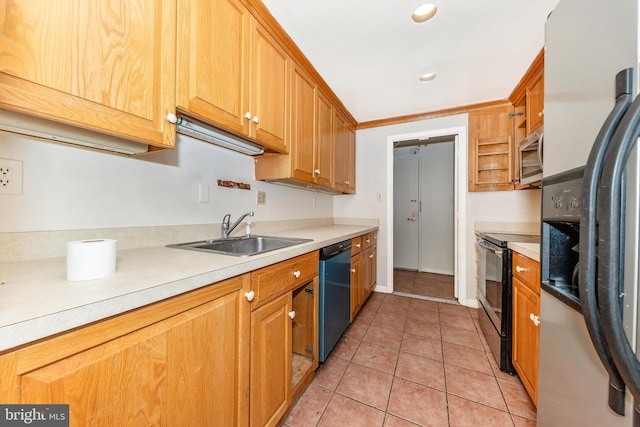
412,3,437,23
419,73,436,82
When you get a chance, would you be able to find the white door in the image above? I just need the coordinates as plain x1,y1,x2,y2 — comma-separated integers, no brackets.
419,142,455,275
393,152,419,270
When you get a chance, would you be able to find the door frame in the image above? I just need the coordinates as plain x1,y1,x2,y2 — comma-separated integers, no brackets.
386,126,468,304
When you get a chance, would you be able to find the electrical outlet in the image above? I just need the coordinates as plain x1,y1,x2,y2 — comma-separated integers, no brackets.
0,158,23,195
256,191,266,205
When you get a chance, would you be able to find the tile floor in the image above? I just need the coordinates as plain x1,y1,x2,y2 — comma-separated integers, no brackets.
283,292,536,427
393,269,456,302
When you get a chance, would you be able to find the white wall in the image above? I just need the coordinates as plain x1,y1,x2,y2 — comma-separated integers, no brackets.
0,132,333,233
334,114,542,308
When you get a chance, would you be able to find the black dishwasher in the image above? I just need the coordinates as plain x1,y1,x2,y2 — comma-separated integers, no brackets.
318,240,352,362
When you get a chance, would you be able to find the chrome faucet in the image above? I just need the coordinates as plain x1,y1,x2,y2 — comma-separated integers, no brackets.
221,211,254,239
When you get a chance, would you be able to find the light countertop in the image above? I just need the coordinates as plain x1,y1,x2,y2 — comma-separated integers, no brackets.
0,224,377,352
508,242,540,262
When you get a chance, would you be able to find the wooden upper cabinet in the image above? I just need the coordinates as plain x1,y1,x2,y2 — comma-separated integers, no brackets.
315,90,334,188
344,124,356,194
333,109,356,194
468,104,515,191
250,18,290,153
333,110,348,191
176,0,289,153
526,70,544,133
0,0,177,149
290,64,317,183
176,0,250,137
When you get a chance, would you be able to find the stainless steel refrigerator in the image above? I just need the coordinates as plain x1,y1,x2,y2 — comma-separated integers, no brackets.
539,0,640,426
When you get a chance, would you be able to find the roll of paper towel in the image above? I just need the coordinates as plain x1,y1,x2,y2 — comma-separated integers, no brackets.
66,239,117,281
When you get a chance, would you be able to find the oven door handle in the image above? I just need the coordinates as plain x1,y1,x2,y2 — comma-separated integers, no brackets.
580,68,632,416
476,239,502,256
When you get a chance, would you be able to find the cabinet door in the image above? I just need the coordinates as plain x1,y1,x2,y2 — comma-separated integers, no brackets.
468,105,515,191
0,0,176,148
350,253,363,321
333,110,348,192
21,325,168,425
345,124,357,194
315,90,334,188
176,0,250,137
512,276,540,405
166,290,249,427
250,293,292,427
363,244,377,296
19,277,249,426
250,18,289,153
526,71,544,133
290,64,316,183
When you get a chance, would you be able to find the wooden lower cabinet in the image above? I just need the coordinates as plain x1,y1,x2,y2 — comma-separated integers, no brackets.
363,244,377,295
350,250,363,320
248,252,319,427
350,232,377,320
512,252,540,405
0,275,251,427
250,293,292,427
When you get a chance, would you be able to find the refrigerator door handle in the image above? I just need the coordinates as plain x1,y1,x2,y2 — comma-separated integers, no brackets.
580,68,633,416
598,75,640,412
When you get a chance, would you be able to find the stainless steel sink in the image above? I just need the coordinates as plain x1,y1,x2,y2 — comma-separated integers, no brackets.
167,235,313,257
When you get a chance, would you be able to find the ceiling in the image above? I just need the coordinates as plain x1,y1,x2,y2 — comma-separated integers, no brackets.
261,0,560,124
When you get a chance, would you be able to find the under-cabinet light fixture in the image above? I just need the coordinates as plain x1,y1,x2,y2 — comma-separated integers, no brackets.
176,117,264,155
0,109,148,155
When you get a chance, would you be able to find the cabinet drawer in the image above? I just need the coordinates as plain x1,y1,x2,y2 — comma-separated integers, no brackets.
251,252,319,308
351,236,363,255
363,231,377,248
512,252,540,293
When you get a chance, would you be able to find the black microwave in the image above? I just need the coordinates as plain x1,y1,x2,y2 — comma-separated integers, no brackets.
519,126,543,185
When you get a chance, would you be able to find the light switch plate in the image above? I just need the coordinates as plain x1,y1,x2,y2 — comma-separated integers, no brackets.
198,184,210,203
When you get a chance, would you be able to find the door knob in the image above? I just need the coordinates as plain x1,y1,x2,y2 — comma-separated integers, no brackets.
245,291,255,302
288,311,296,319
244,112,252,120
252,116,259,124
